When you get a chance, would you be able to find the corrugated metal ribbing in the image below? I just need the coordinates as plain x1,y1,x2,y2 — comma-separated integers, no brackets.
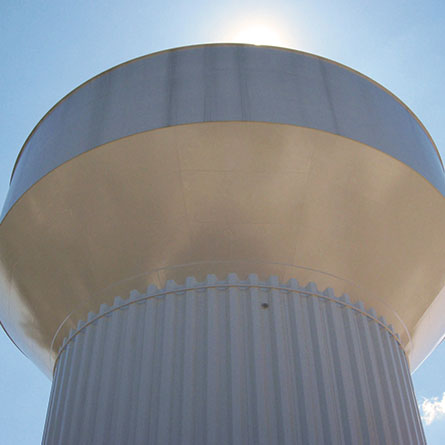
43,275,425,444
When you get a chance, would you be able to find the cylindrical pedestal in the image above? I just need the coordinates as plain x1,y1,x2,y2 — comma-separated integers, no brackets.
43,275,425,444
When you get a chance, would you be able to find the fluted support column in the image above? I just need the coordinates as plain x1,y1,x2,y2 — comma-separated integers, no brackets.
43,275,425,444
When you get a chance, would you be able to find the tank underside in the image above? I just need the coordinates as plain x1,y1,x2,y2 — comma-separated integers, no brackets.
1,122,445,375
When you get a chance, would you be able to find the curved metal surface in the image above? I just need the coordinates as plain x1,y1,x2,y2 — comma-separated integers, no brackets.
2,44,444,220
1,45,445,376
1,122,445,375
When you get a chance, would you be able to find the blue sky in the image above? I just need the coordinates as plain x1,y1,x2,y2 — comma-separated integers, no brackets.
1,1,445,443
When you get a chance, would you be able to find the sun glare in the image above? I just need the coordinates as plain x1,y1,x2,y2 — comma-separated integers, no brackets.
230,20,290,47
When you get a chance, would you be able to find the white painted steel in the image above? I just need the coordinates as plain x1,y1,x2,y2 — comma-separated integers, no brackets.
43,275,425,445
4,44,444,219
1,44,444,375
2,122,445,375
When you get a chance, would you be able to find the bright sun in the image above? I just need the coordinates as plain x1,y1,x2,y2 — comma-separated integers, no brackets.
230,21,289,47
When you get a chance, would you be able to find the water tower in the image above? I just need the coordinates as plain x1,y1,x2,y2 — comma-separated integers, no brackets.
1,44,444,444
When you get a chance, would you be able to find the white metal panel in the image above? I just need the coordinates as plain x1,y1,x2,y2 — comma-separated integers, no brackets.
4,44,443,219
43,275,425,444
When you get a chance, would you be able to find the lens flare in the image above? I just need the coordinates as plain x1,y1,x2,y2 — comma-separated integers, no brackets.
230,20,290,47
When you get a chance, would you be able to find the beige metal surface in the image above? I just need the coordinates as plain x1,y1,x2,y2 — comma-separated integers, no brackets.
1,122,445,375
